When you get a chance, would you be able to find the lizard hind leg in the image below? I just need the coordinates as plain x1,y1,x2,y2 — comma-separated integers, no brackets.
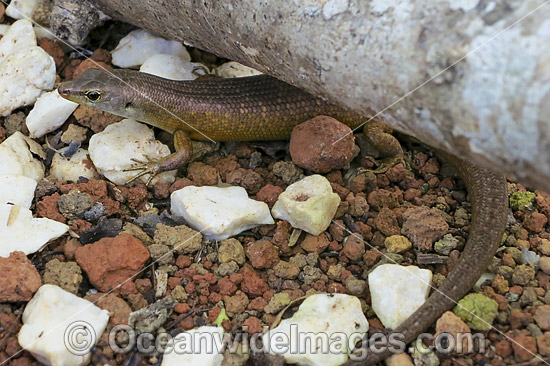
361,120,404,173
124,129,193,186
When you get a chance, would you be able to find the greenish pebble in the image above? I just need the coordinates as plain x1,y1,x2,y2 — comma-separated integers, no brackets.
264,293,291,314
509,191,536,211
505,292,520,302
453,294,498,331
434,234,459,255
382,252,404,264
384,235,412,253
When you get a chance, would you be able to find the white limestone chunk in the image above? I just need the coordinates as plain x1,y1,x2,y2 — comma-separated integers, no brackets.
112,29,190,68
88,119,176,185
0,20,56,116
0,131,45,181
171,185,274,240
0,175,37,208
161,326,224,366
51,148,99,183
0,203,69,257
140,54,203,80
215,61,263,78
272,175,340,235
5,0,44,20
18,285,109,366
0,20,37,61
26,90,79,138
263,294,368,366
368,264,433,329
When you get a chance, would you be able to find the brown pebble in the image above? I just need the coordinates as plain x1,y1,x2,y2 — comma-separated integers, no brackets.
0,252,41,302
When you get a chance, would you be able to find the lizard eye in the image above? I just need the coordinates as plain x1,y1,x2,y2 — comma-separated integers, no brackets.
85,90,102,102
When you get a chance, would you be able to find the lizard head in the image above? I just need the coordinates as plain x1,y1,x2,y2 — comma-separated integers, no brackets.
58,68,143,120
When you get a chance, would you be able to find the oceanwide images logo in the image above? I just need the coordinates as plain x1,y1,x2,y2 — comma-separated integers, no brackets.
64,321,486,360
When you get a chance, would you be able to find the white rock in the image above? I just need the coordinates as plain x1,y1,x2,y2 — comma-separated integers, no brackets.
0,20,56,116
162,326,224,366
368,264,433,329
0,131,45,181
0,203,69,257
140,54,202,80
0,20,37,61
112,29,190,68
272,175,340,235
51,148,99,183
171,185,274,240
215,61,263,78
18,285,109,366
5,0,44,20
88,119,176,186
26,90,79,138
263,294,368,366
0,175,37,208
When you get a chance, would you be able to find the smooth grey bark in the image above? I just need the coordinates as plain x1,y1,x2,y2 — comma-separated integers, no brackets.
62,0,550,191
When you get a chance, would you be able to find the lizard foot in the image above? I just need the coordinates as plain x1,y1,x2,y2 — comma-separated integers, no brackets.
124,156,165,186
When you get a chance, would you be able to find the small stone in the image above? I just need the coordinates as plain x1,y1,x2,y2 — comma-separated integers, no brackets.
42,259,82,294
0,203,69,257
246,240,279,269
345,276,367,296
161,326,223,366
18,285,109,366
111,29,190,68
240,268,268,298
509,191,536,211
512,264,536,285
51,148,98,183
300,233,330,254
534,305,550,330
255,184,283,207
342,233,366,261
187,162,218,186
272,175,340,236
435,311,472,353
538,332,550,356
272,161,303,185
289,116,355,173
25,90,78,138
171,185,274,240
218,238,246,265
273,261,300,279
510,332,537,362
0,20,55,117
57,190,94,220
224,291,249,316
433,233,459,255
0,251,41,302
402,206,449,251
264,293,291,314
524,212,548,232
140,54,200,81
541,257,550,275
262,294,368,366
384,235,412,253
154,224,202,255
75,234,150,292
88,119,176,185
453,294,498,331
374,207,400,236
369,264,432,329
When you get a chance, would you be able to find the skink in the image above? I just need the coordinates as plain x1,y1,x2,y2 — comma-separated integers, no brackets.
58,68,508,365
